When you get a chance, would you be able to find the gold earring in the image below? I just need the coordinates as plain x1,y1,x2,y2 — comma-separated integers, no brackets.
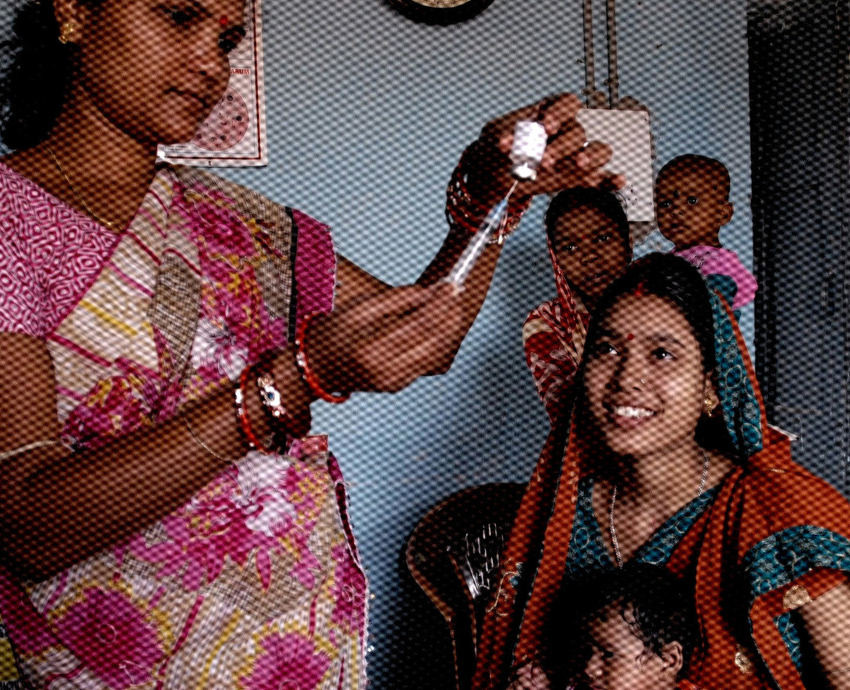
58,22,77,45
704,395,717,417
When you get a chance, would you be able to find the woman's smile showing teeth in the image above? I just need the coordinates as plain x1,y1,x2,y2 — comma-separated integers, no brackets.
605,403,657,428
613,405,654,418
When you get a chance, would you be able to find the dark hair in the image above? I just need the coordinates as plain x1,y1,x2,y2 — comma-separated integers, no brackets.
658,154,731,200
544,187,632,262
546,564,697,686
0,0,104,151
585,564,696,671
587,253,716,374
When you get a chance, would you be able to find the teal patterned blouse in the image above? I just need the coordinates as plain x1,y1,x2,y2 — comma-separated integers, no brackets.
564,476,721,581
561,476,850,677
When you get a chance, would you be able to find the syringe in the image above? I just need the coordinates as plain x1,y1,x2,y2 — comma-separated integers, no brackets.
443,179,519,290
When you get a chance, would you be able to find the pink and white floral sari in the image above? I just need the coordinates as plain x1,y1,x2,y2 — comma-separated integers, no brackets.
0,162,368,689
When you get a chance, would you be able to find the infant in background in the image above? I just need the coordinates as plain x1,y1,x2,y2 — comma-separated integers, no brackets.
507,563,703,690
655,154,757,315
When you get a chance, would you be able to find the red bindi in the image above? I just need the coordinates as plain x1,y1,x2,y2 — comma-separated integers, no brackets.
219,15,229,26
627,333,634,340
632,281,649,298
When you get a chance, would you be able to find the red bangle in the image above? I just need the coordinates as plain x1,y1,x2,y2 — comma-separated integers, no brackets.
235,365,276,454
295,313,349,404
445,148,532,240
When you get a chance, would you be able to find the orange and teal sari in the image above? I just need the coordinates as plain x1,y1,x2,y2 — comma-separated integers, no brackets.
474,286,850,690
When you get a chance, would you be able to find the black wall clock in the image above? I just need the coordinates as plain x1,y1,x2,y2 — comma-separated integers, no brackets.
386,0,497,25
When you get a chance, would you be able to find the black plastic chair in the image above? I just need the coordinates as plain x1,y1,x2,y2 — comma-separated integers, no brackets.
405,482,526,690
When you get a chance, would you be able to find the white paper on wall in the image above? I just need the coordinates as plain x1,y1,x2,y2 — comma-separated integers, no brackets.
157,0,267,167
575,109,654,222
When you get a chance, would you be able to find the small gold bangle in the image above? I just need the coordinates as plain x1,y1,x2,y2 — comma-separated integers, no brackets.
184,414,239,463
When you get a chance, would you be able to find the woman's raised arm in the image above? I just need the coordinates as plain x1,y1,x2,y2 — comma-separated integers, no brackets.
329,93,617,376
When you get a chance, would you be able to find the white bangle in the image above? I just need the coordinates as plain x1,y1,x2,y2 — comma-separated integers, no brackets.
0,439,63,461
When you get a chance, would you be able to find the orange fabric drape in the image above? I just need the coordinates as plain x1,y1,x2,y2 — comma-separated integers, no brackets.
473,295,850,690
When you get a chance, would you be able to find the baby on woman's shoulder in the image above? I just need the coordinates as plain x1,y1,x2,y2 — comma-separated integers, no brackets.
655,154,757,315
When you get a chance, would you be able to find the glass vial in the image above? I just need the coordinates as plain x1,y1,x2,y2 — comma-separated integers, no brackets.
510,120,547,181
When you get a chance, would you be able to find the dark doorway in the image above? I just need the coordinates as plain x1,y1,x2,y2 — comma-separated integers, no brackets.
749,0,850,495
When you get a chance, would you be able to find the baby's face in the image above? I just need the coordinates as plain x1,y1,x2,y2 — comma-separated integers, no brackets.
583,606,678,690
655,166,733,249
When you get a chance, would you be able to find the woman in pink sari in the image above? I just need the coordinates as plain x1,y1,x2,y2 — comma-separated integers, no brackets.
0,1,620,688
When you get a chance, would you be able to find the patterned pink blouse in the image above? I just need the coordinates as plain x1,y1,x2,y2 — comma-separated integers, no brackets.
0,161,368,690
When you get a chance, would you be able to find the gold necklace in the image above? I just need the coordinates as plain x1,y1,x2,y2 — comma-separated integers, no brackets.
609,449,710,568
44,145,117,230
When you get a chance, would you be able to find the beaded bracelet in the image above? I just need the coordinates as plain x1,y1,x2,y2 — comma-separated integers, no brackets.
255,354,301,444
257,371,288,421
295,313,349,404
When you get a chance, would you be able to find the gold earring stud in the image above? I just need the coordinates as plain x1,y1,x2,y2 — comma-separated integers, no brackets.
58,22,77,45
704,396,717,417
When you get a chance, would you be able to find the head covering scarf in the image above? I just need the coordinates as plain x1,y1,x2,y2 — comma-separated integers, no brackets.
476,273,850,690
523,192,631,424
522,241,591,423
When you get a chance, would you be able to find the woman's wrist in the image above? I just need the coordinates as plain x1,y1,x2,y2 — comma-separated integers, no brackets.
446,145,532,241
237,371,276,451
270,347,314,436
235,349,314,453
295,313,351,403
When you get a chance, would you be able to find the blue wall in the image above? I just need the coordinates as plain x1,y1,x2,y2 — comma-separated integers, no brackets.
0,0,752,687
218,2,752,687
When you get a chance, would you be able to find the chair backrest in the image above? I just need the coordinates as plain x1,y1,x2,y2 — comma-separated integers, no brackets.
405,482,526,690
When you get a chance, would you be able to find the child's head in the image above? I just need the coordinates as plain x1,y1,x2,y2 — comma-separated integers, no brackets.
655,155,734,250
547,564,696,690
544,188,632,307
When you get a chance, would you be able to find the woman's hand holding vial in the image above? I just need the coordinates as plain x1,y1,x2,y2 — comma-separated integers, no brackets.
443,94,626,290
463,94,625,210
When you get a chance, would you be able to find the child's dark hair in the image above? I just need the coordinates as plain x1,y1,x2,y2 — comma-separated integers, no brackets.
0,0,105,151
658,154,731,200
544,187,632,262
545,564,697,686
582,564,696,669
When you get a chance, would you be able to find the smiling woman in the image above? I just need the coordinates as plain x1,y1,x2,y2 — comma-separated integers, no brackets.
476,254,850,690
0,0,621,687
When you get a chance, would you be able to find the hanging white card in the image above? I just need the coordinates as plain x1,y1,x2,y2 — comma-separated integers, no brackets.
575,109,655,222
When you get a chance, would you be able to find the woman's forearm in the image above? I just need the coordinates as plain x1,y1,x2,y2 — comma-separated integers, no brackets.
416,229,504,369
332,230,504,379
2,346,310,582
